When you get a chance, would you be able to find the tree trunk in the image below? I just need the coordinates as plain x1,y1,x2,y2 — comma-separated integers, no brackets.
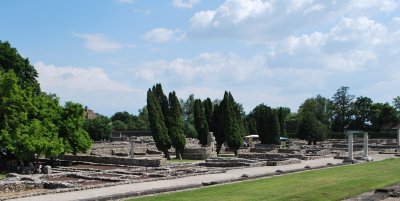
175,150,182,160
164,150,171,160
233,149,238,157
216,144,222,156
307,140,312,145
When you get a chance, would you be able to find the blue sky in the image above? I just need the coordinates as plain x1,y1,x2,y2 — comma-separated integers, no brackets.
1,0,400,116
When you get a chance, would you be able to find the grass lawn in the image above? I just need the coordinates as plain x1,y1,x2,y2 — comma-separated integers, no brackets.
129,158,400,201
0,171,6,180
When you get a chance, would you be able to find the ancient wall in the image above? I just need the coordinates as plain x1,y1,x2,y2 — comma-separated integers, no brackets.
58,155,166,167
182,146,217,160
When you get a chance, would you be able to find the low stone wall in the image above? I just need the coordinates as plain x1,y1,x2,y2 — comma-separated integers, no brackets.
265,158,301,166
0,181,42,193
237,153,286,159
182,146,216,160
58,155,166,167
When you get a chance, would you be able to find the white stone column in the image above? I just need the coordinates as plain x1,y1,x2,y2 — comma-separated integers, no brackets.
348,132,353,160
130,138,135,158
397,128,400,147
362,132,372,161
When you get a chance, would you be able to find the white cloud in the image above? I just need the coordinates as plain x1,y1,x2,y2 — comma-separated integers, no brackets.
286,0,313,14
190,0,272,30
118,0,135,4
303,4,326,15
172,0,201,9
74,33,129,52
285,32,328,54
349,0,399,12
135,52,268,84
35,62,134,93
143,28,181,43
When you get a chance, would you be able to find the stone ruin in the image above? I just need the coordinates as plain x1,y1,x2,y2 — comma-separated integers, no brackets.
2,131,400,200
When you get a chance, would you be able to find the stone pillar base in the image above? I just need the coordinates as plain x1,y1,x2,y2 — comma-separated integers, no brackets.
361,156,373,161
343,158,358,164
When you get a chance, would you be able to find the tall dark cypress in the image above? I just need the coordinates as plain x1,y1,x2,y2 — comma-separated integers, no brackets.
152,83,169,128
168,91,186,159
224,92,243,156
147,89,171,159
212,103,224,154
203,98,213,130
194,99,208,145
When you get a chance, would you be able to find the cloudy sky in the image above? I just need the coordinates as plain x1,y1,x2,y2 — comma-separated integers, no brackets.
1,0,400,116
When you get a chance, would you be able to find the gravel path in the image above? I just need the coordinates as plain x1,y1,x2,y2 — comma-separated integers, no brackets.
9,154,397,201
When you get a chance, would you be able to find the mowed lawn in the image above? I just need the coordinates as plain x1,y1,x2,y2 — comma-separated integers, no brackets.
129,158,400,201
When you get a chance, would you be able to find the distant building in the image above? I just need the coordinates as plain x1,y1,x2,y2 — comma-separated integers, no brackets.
84,106,97,120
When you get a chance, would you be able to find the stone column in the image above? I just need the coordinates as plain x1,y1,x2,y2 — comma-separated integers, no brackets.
362,132,372,161
397,128,400,147
130,138,135,158
343,131,357,163
348,132,353,160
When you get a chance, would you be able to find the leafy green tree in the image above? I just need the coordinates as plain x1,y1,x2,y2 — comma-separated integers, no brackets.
152,83,169,127
370,103,399,131
168,91,186,159
349,96,374,130
0,72,64,161
285,113,299,134
112,120,127,131
297,112,328,145
180,94,197,138
331,86,354,132
297,96,330,142
84,115,112,141
147,89,171,159
245,117,257,135
137,106,150,130
194,99,209,145
0,41,40,92
59,102,92,155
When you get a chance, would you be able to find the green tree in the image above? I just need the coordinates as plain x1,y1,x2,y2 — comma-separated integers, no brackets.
212,103,224,154
297,112,328,145
297,96,330,143
112,120,127,131
180,94,197,138
203,98,213,130
194,99,209,145
370,103,399,131
59,102,92,155
249,104,280,144
331,86,354,132
223,92,243,156
0,41,40,92
137,106,150,130
349,96,374,130
0,72,65,162
168,91,186,159
276,107,290,137
84,115,112,141
147,89,171,159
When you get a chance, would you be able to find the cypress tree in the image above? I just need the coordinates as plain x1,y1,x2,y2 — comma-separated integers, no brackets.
212,103,224,154
268,110,281,145
203,98,213,130
147,89,171,159
224,92,243,156
194,99,209,145
168,91,186,159
152,83,169,128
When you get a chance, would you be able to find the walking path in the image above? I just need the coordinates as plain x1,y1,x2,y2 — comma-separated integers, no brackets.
9,154,397,201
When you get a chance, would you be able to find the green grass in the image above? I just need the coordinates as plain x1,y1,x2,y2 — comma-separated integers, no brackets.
129,158,400,201
0,171,6,180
